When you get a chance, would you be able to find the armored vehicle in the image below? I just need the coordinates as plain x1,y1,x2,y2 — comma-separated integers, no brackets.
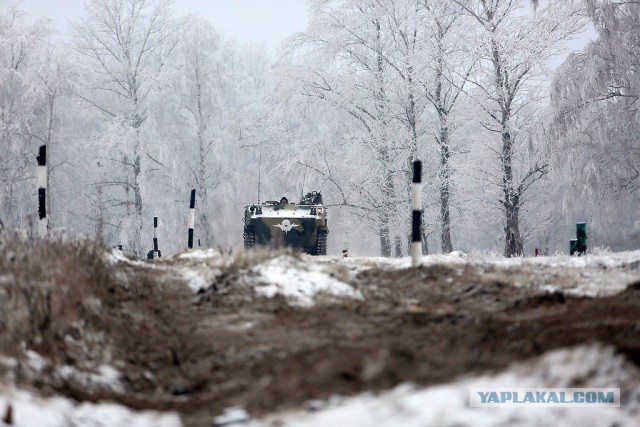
243,191,328,255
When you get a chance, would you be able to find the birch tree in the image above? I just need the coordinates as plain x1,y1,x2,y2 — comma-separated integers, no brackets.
280,0,406,257
552,1,640,199
0,5,49,229
419,0,476,253
454,0,585,257
72,0,177,254
29,39,74,230
549,0,640,249
171,17,224,247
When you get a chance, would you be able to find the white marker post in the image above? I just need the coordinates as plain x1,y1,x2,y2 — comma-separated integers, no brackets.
36,145,48,238
188,189,196,249
411,160,422,266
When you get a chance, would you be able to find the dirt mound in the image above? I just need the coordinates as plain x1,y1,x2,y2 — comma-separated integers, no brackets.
1,238,640,427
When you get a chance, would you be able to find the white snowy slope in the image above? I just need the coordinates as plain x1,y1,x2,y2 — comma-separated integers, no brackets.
0,385,182,427
252,345,640,427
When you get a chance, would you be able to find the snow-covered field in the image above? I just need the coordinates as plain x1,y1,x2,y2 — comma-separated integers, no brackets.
2,247,640,427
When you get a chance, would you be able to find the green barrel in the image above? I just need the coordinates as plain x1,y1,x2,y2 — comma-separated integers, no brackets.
570,239,578,256
576,222,587,255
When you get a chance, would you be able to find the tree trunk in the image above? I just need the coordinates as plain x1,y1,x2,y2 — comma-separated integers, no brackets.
394,235,403,258
199,213,213,248
433,26,454,254
194,57,214,248
439,125,453,253
379,224,392,257
198,182,214,248
489,36,524,258
501,129,523,257
96,185,105,243
422,230,429,255
46,93,55,230
504,203,523,257
374,17,394,259
132,129,143,257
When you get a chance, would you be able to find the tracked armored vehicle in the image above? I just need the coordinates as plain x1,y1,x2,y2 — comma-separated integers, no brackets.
243,191,328,255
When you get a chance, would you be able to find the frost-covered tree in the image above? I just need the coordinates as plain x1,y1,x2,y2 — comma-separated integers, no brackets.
169,18,223,247
550,0,640,249
29,38,74,230
156,17,250,249
71,0,178,254
0,5,50,230
418,0,477,253
279,0,429,257
372,0,429,255
552,1,639,197
454,0,585,257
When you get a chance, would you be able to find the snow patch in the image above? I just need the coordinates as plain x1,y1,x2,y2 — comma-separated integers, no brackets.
181,269,212,292
56,364,125,394
177,248,222,260
105,248,130,264
0,385,182,427
25,351,48,373
253,257,363,307
212,406,250,426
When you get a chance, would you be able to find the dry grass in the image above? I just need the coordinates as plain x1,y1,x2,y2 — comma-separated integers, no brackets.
0,234,300,387
0,232,112,363
0,233,197,399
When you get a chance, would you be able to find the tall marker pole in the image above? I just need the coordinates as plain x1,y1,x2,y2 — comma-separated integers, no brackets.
36,145,48,238
411,160,423,266
188,189,196,249
153,216,161,257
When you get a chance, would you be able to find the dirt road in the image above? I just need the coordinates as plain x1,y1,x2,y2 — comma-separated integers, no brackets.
2,242,639,426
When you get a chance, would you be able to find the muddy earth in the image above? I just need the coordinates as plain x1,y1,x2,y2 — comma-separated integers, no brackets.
1,240,639,426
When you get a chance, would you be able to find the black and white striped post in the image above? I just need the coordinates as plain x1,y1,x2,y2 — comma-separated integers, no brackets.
36,145,47,238
411,160,422,266
188,189,196,249
153,216,161,257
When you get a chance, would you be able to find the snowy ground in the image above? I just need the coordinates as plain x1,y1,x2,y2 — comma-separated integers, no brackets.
2,345,638,427
0,250,640,427
172,249,640,306
0,386,181,427
253,345,640,427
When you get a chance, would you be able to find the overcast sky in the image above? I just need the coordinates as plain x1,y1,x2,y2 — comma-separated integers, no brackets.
2,0,594,61
1,0,310,50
